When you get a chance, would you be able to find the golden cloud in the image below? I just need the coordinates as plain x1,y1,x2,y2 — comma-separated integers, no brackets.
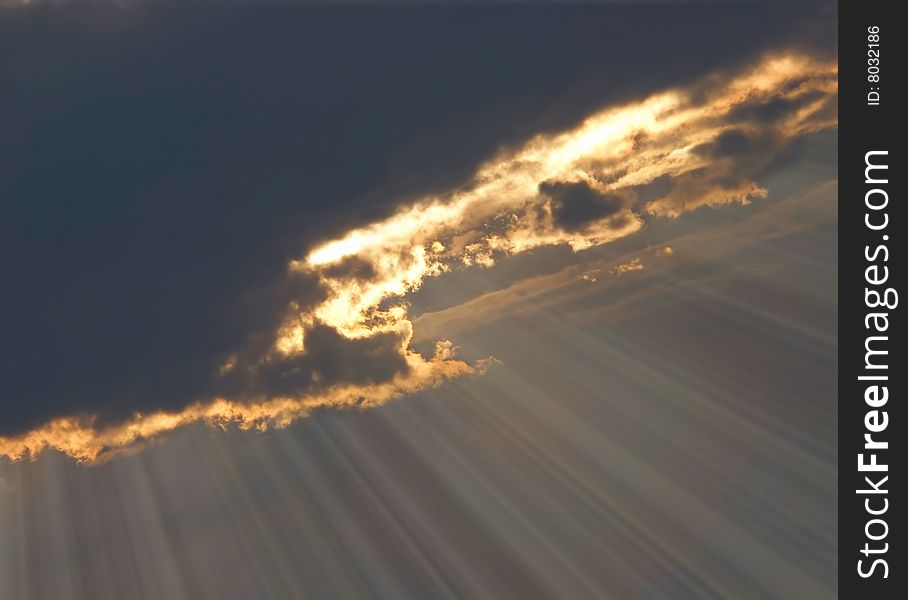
611,258,645,277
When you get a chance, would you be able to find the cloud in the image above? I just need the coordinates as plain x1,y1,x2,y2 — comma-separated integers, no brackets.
7,1,831,435
0,339,480,464
284,50,835,345
1,47,836,463
539,181,633,233
611,258,644,277
641,62,837,217
579,270,600,283
413,179,836,343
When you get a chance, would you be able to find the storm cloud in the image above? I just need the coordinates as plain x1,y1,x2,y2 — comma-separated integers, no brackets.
1,1,836,462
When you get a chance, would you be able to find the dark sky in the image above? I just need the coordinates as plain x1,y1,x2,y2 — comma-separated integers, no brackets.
1,1,835,436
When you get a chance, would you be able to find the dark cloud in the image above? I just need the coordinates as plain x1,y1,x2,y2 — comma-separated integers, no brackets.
645,65,836,219
728,90,831,125
694,128,776,159
540,181,630,232
0,1,835,437
218,323,410,399
322,256,379,283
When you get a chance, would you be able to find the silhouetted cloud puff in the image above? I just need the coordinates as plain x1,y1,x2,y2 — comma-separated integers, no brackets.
540,181,632,233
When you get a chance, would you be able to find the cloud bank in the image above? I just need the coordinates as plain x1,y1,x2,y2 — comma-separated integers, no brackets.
413,179,837,343
1,51,836,463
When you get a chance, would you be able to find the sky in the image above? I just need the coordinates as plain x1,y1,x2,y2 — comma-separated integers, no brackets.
2,1,837,598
